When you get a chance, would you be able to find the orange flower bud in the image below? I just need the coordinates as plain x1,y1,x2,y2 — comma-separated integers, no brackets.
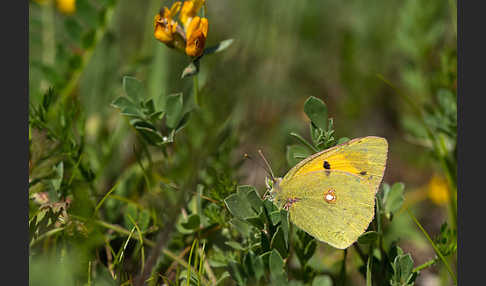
185,16,208,57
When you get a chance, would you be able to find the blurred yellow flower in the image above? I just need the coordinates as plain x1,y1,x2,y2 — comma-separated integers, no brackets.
154,2,181,44
56,0,76,15
427,174,450,205
185,16,208,57
180,0,205,28
154,0,208,58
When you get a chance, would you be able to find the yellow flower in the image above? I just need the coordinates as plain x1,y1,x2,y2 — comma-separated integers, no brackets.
56,0,76,15
185,16,208,57
154,2,183,48
427,174,450,205
179,0,205,28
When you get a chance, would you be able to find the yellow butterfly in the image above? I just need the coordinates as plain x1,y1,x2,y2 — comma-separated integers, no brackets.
268,136,388,249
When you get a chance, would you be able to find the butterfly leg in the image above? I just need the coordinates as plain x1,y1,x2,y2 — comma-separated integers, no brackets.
283,197,300,211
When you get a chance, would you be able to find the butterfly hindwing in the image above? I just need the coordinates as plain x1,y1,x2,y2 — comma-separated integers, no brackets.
283,136,388,193
277,170,375,249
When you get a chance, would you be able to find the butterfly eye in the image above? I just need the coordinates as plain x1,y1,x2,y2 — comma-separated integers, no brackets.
324,189,337,203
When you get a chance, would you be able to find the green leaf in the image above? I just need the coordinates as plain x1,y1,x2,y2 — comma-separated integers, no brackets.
111,96,135,110
312,275,333,286
224,192,256,219
269,211,281,226
269,249,286,284
280,210,289,247
286,144,312,167
270,227,288,258
165,93,184,128
358,231,379,244
181,214,200,230
64,18,82,43
142,98,155,115
230,218,251,237
245,216,264,229
260,231,270,252
51,161,64,191
290,132,319,153
228,261,245,286
120,106,143,118
250,254,264,282
225,241,246,251
175,112,191,132
245,190,264,213
391,253,414,286
304,96,328,130
123,76,144,103
337,137,350,145
203,39,235,55
384,182,405,218
134,126,165,145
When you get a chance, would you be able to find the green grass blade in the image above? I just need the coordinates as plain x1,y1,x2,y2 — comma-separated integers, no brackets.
127,214,146,273
187,239,198,286
94,182,120,216
408,209,457,284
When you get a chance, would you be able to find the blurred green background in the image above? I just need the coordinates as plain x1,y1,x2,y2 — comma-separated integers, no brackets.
29,0,456,285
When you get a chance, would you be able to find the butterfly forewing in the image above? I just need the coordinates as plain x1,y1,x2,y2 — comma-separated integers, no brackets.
278,170,375,249
283,136,388,193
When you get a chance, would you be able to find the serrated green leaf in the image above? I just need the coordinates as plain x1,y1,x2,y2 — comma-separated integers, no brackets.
304,96,328,130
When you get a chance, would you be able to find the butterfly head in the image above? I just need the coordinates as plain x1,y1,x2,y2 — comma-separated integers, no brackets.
264,176,283,201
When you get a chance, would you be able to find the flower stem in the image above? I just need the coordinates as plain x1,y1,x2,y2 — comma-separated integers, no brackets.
193,74,200,107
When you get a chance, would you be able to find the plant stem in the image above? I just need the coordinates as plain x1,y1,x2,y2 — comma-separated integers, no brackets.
408,209,457,285
413,258,438,273
194,74,200,107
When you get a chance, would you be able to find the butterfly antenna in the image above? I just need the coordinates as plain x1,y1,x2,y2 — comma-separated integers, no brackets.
244,153,274,182
257,149,276,182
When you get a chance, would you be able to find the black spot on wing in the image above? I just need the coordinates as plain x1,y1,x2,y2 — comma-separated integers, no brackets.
360,171,367,175
323,161,331,169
